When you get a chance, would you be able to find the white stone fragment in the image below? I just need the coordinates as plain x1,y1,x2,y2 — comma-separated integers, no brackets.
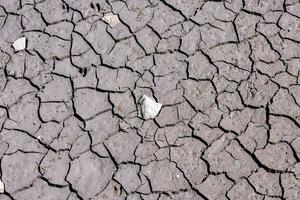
12,37,26,51
0,179,4,193
102,12,120,27
140,95,162,120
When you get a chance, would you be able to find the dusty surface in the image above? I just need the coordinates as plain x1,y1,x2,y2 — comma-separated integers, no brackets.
0,0,300,199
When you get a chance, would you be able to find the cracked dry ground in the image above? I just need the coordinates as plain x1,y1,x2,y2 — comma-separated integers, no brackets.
1,0,300,199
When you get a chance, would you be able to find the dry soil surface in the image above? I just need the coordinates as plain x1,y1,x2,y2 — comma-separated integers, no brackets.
0,0,300,200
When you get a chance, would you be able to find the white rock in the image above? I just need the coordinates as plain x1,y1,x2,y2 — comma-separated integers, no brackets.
0,179,4,193
12,37,26,51
102,12,120,27
140,95,162,120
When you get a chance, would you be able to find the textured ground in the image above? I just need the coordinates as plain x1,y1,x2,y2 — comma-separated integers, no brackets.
0,0,300,199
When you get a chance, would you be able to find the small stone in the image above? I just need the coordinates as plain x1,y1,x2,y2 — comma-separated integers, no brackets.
0,179,4,193
12,37,26,51
176,174,180,179
102,12,120,27
140,95,162,120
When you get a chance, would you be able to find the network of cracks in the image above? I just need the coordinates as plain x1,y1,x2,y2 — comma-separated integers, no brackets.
0,0,300,199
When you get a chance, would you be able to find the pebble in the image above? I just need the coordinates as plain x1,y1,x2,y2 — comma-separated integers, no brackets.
102,12,120,27
140,95,162,120
12,37,26,51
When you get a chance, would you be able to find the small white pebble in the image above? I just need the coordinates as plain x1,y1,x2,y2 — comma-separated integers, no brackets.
176,174,180,179
102,12,120,27
0,179,4,193
140,95,162,120
12,37,26,51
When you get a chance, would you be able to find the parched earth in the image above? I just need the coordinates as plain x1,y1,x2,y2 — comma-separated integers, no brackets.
0,0,300,199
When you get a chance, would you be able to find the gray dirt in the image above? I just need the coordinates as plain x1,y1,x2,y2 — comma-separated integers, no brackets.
0,0,300,200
